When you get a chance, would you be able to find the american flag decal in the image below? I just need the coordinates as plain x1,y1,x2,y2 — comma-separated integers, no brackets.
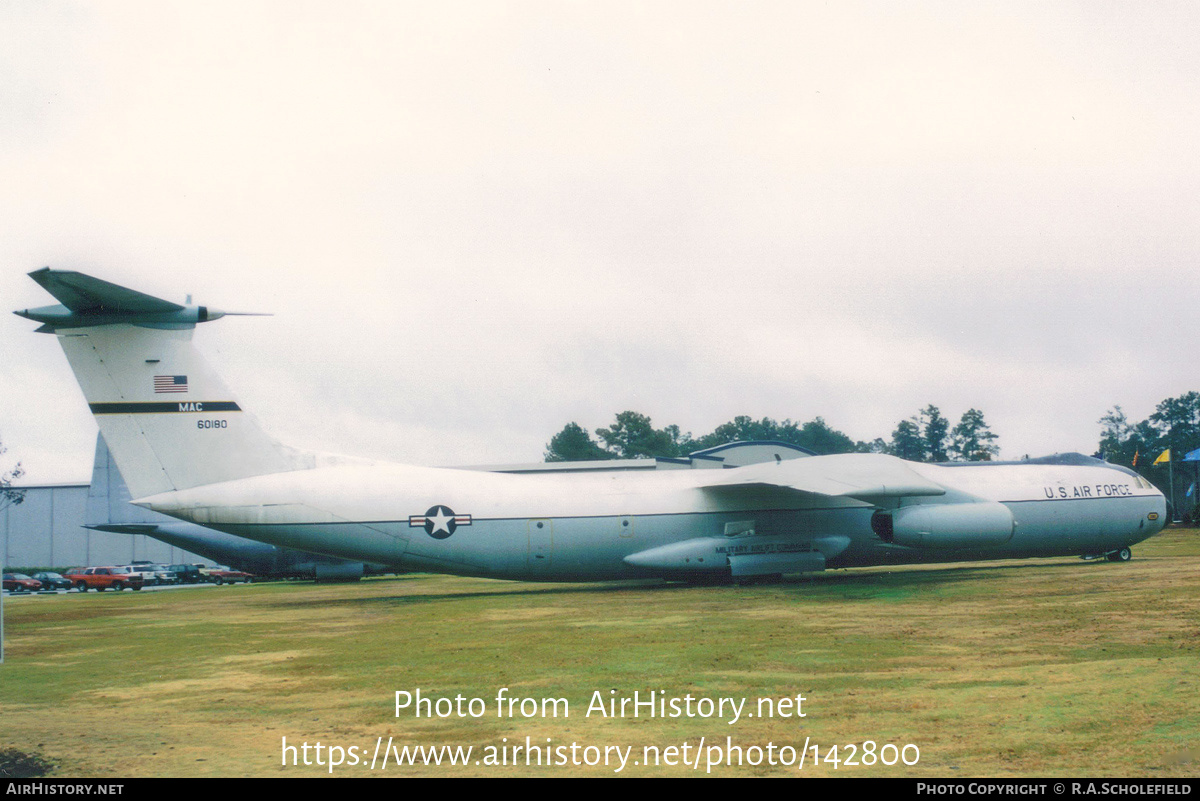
153,375,188,393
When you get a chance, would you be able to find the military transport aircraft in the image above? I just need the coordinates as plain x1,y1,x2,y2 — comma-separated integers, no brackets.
17,269,1166,582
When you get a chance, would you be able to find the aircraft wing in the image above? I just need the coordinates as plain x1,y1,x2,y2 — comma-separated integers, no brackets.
698,453,946,503
28,268,184,314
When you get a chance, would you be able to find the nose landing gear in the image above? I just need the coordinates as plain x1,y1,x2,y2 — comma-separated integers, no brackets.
1081,546,1133,562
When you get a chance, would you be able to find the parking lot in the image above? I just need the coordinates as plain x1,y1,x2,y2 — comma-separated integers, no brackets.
1,581,245,598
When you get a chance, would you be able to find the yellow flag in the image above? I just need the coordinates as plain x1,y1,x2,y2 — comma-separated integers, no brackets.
1154,449,1171,465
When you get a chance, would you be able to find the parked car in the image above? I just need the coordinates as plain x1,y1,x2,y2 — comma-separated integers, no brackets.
31,571,74,591
169,564,205,584
202,567,254,585
3,573,43,592
64,566,144,592
122,565,158,585
145,564,179,585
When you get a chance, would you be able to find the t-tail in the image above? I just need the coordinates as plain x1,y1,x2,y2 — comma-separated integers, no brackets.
17,268,306,499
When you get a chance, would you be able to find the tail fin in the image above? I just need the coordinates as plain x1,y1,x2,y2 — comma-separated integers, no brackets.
18,269,301,498
86,430,149,527
85,431,184,529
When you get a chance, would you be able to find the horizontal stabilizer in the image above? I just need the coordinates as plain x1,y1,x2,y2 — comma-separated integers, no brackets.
84,523,161,535
28,268,184,314
15,268,265,331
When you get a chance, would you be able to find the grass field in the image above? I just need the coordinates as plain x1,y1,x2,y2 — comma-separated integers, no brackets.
2,528,1198,778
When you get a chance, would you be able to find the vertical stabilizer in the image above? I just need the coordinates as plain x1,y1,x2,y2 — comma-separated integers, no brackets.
58,323,295,497
86,433,172,526
19,270,300,498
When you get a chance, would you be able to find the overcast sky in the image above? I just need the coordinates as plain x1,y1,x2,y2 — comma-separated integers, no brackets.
2,1,1198,484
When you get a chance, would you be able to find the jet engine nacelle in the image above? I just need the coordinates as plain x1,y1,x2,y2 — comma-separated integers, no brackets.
872,502,1015,549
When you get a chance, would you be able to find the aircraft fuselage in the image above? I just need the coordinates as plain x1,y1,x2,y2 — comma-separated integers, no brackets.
138,458,1166,581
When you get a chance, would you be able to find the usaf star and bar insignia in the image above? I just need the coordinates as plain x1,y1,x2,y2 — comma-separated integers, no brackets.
409,505,472,539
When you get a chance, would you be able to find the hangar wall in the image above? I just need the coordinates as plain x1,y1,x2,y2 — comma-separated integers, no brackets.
1,484,212,569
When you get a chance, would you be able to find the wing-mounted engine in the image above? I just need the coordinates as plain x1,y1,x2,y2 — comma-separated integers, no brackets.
871,502,1015,549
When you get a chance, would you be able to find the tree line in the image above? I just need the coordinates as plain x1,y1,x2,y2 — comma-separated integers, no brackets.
545,406,1000,463
547,391,1200,515
1098,392,1200,514
1098,392,1200,467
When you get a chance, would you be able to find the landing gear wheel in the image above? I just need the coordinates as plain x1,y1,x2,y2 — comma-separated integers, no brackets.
1107,547,1132,562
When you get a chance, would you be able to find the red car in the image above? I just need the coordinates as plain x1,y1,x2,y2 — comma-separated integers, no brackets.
64,566,144,592
3,573,43,592
204,568,254,585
